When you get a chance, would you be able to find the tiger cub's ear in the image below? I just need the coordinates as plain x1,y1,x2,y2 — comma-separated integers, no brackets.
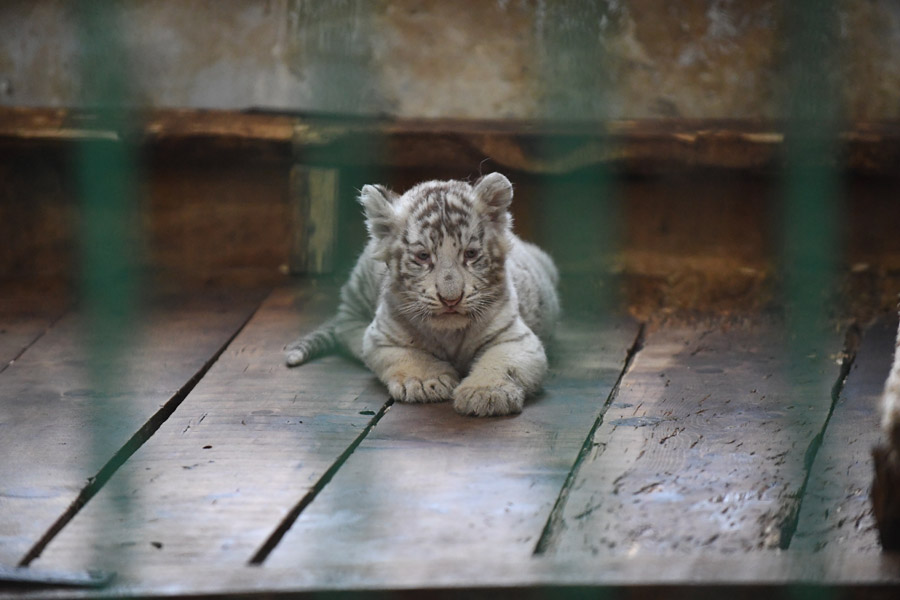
359,184,398,242
474,172,513,229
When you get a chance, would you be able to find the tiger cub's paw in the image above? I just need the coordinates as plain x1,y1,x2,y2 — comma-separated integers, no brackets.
386,372,459,404
452,380,524,417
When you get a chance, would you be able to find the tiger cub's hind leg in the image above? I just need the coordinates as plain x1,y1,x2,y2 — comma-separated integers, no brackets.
286,319,337,366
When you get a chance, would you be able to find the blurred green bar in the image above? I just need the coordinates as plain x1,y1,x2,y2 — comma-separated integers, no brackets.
288,0,385,276
535,0,619,319
782,0,842,348
782,2,842,595
531,2,617,592
76,0,141,570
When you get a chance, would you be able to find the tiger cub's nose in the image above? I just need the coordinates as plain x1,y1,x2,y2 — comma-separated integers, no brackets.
438,293,462,308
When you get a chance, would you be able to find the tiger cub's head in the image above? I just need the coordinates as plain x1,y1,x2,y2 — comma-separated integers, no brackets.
360,173,514,331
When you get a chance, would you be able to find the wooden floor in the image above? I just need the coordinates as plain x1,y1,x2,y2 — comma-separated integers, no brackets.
2,280,900,599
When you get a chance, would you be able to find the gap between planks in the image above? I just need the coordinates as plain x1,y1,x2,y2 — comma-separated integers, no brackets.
248,396,395,564
779,323,862,549
532,319,862,557
0,297,71,373
790,316,899,553
0,315,61,376
533,323,646,555
17,294,267,567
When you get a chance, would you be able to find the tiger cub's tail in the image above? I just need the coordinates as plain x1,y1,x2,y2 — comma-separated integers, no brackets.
285,318,339,366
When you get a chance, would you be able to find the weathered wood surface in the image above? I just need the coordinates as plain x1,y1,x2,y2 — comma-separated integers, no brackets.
540,323,846,556
3,301,900,597
29,285,388,574
263,318,640,572
0,108,295,163
5,552,900,599
0,291,262,567
0,286,67,373
792,318,898,553
5,107,900,175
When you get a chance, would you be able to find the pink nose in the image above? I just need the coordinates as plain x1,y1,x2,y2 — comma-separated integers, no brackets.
438,294,462,308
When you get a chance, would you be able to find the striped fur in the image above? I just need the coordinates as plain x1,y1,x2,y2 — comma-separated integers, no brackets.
286,173,559,416
873,311,900,549
882,315,900,436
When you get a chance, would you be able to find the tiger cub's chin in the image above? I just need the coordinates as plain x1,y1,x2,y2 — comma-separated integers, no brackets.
427,310,472,330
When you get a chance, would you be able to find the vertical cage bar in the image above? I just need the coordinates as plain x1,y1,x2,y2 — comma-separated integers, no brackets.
782,1,842,343
530,1,619,588
534,0,620,318
781,0,843,583
287,0,385,277
76,0,142,573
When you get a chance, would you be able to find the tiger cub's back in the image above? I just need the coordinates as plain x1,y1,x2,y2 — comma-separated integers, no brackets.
508,235,560,341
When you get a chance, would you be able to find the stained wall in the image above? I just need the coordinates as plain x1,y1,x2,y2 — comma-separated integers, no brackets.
2,1,899,120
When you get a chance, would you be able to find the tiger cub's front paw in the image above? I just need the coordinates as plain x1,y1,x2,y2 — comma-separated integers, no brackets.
386,372,459,403
452,380,525,417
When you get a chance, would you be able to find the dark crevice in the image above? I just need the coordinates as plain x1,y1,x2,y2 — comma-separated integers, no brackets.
248,397,395,565
0,308,69,376
533,322,646,556
779,322,862,550
17,297,265,567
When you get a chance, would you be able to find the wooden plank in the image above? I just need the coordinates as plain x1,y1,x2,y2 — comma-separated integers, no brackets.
28,284,390,574
541,323,846,556
6,107,900,175
261,318,640,570
289,165,339,274
292,118,786,174
0,107,295,162
0,291,262,567
792,317,898,553
0,284,67,373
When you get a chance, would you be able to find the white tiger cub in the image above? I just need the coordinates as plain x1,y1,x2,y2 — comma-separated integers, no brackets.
286,172,559,416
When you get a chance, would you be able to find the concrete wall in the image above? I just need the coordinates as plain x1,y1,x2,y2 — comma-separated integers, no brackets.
1,0,899,120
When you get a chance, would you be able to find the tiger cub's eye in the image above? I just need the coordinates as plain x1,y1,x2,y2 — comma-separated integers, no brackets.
414,250,431,263
464,248,479,261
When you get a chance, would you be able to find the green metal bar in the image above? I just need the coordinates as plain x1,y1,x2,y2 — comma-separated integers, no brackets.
288,0,386,277
782,0,842,347
535,0,620,318
530,3,619,592
76,0,142,572
782,2,843,595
